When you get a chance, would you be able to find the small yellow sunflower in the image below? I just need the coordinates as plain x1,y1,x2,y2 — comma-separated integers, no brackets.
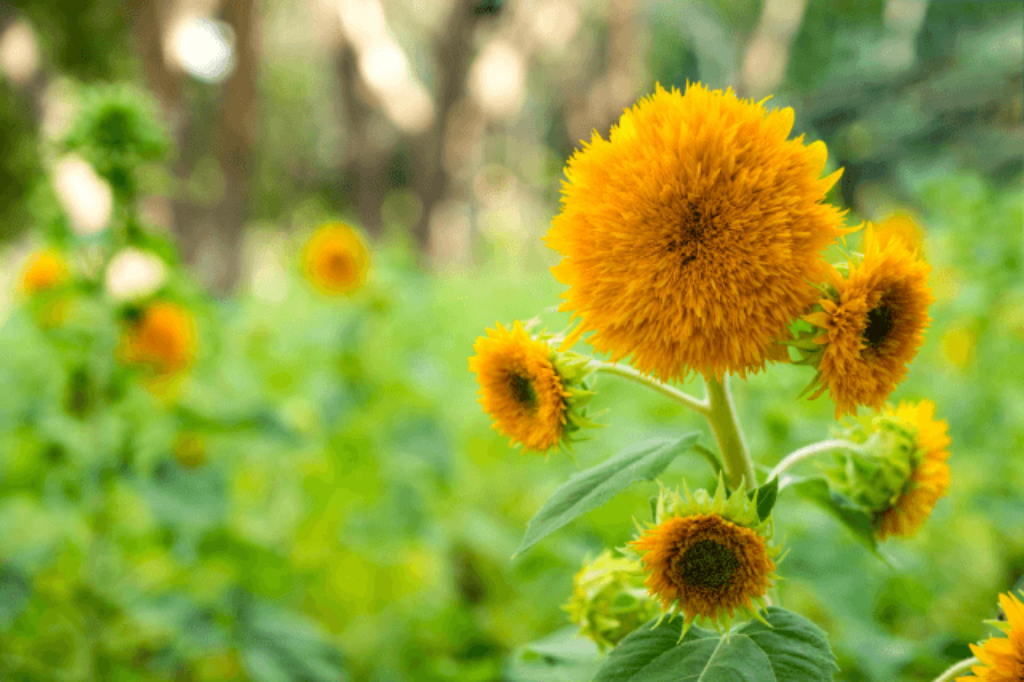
874,212,925,252
545,82,847,381
302,223,370,296
19,249,69,295
468,321,593,453
802,224,933,417
874,400,951,539
628,479,781,634
119,301,197,377
958,592,1024,682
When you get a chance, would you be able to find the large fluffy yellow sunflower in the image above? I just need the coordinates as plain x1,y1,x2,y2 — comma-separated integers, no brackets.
628,479,781,634
469,321,594,453
803,224,933,417
302,222,370,296
958,592,1024,682
545,82,847,381
873,400,951,540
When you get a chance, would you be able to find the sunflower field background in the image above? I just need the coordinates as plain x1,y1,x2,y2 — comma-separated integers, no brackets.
0,1,1021,681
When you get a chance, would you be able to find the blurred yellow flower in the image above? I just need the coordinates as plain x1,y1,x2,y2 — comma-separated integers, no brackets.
874,400,951,540
874,212,925,252
19,248,68,295
469,321,572,453
958,591,1024,682
941,324,977,370
302,222,370,296
803,224,933,417
119,301,197,378
545,82,847,381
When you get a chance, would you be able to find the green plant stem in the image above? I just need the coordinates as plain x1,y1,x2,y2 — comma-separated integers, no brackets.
590,362,709,416
932,658,978,682
705,376,756,491
768,439,862,482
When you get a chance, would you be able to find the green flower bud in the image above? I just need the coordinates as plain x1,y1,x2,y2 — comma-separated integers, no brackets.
563,550,659,651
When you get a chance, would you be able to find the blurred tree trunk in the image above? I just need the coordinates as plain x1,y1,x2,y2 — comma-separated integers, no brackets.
335,40,386,238
132,0,259,295
208,0,258,293
411,0,481,261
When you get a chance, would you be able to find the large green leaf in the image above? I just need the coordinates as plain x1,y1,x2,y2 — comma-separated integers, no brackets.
513,435,700,557
594,607,838,682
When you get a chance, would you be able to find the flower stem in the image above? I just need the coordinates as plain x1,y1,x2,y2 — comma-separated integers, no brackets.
932,658,978,682
705,376,756,491
590,362,709,416
769,439,862,482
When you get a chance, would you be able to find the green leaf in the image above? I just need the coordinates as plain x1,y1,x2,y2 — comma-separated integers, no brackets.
790,477,887,561
747,477,779,522
594,607,838,682
513,435,700,557
507,627,602,682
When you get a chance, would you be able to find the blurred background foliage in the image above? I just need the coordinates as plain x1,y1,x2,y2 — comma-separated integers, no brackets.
0,0,1021,680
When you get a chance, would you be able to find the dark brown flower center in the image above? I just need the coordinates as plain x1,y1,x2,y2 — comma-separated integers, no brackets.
863,302,894,349
508,371,537,410
676,539,738,590
668,206,716,267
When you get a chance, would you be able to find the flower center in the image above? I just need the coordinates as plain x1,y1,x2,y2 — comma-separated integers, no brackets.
667,206,715,267
508,371,537,410
863,302,894,349
676,539,738,590
326,251,354,281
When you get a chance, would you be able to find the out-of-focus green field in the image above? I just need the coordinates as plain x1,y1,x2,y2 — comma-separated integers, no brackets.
0,166,1021,682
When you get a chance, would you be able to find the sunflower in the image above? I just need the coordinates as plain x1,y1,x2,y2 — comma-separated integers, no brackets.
19,249,69,295
801,224,933,417
873,401,951,540
823,399,950,541
874,212,925,252
302,223,370,296
628,478,781,634
468,321,593,453
119,301,197,377
545,82,847,381
958,592,1024,682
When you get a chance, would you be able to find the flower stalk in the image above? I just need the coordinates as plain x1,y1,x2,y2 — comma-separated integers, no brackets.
931,657,978,682
769,439,863,483
590,361,709,416
706,376,756,491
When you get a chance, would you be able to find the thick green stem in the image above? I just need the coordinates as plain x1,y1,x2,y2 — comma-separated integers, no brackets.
590,362,709,416
705,375,756,491
932,658,978,682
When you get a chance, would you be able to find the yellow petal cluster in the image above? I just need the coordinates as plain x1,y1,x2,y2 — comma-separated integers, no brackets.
546,83,846,381
958,592,1024,682
874,400,951,540
804,224,932,417
468,321,571,453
